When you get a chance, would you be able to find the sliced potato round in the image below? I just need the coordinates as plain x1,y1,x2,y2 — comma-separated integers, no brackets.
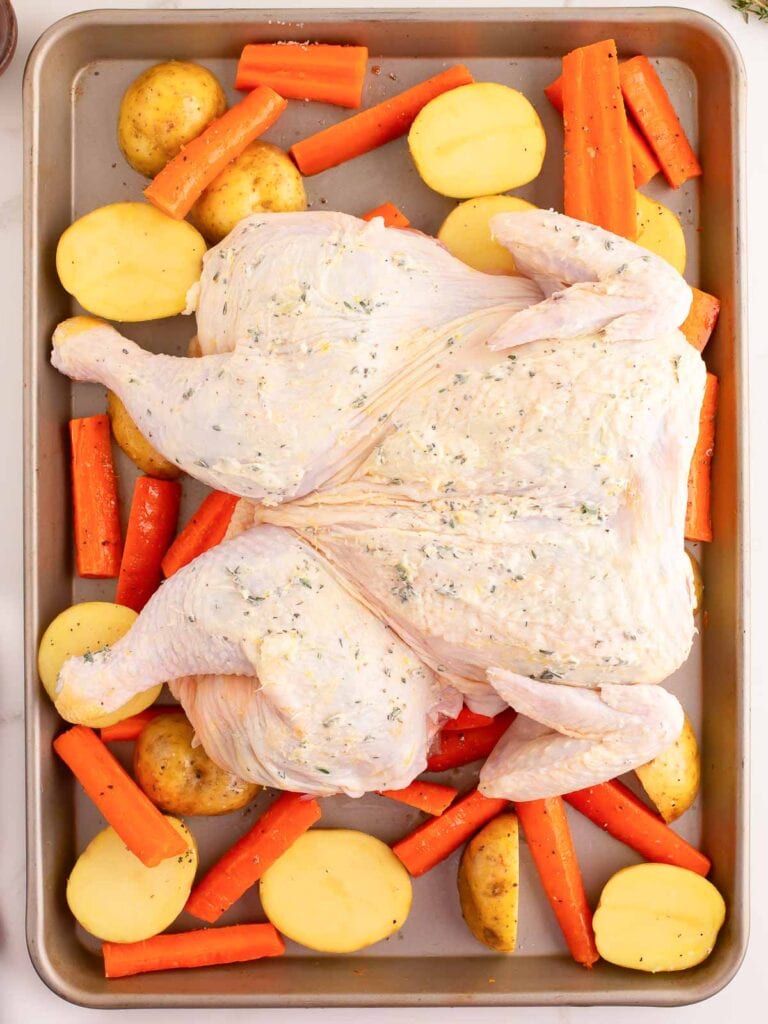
409,83,546,198
593,863,725,972
438,195,536,274
118,60,227,178
56,202,206,322
260,829,412,953
635,192,686,275
191,141,307,244
107,390,180,479
635,713,701,823
458,811,519,951
134,714,260,816
38,602,162,726
67,817,197,942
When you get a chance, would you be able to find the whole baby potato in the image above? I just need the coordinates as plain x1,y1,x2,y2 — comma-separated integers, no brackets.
134,714,260,816
118,60,227,178
191,141,307,243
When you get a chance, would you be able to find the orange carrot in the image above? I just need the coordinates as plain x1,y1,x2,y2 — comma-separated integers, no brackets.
685,373,718,543
161,490,239,578
290,64,474,176
145,85,287,219
236,42,368,109
103,923,284,978
379,780,458,816
426,708,515,772
680,287,720,352
561,39,637,239
53,726,188,867
619,55,702,189
115,476,181,612
544,73,660,188
516,797,599,968
565,779,711,876
442,706,496,732
361,202,410,228
186,792,321,923
69,415,122,579
100,706,182,743
392,789,508,876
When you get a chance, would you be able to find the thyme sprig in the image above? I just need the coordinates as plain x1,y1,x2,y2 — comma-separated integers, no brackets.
732,0,768,21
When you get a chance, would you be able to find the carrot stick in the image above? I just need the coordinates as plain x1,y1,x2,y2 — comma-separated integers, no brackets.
145,85,288,219
619,55,702,189
53,726,188,867
161,490,239,578
442,706,496,732
426,708,515,772
290,64,474,176
186,792,322,923
561,40,637,239
564,779,711,876
544,73,660,188
378,780,458,816
103,922,285,978
69,415,122,579
680,287,720,352
236,42,368,109
516,797,599,968
685,373,718,543
361,202,410,228
115,476,181,612
100,706,182,743
391,789,508,876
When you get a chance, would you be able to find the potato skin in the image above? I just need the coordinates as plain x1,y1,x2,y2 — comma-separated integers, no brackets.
635,713,700,823
191,141,307,244
457,812,519,952
118,61,227,178
134,714,260,816
107,390,180,479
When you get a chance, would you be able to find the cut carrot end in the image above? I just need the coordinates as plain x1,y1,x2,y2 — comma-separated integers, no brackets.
685,373,718,544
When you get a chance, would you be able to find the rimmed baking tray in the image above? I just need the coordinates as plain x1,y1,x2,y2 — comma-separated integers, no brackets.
23,6,749,1008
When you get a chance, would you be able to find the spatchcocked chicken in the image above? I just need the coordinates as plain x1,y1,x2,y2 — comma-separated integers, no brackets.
51,209,703,800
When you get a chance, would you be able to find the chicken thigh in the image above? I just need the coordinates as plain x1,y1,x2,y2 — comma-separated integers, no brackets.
54,524,458,797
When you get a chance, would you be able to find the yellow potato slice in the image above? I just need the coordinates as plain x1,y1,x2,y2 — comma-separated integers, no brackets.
56,202,206,322
635,192,687,275
687,550,704,615
37,602,162,726
67,817,197,942
635,713,701,823
409,83,546,198
593,863,725,972
458,811,519,951
260,829,412,953
438,195,536,274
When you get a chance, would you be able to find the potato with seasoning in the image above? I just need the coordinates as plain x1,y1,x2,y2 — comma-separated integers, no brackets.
118,61,227,178
67,817,197,942
191,141,307,244
635,713,701,823
107,390,181,479
457,812,519,952
38,601,162,727
134,713,260,816
635,191,686,275
593,863,725,972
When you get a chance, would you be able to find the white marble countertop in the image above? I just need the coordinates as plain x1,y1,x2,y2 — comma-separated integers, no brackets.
2,0,766,1020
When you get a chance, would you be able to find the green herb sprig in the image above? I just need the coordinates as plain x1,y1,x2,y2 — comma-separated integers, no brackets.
732,0,768,21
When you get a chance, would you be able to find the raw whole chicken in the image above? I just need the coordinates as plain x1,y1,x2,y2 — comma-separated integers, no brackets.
52,209,703,800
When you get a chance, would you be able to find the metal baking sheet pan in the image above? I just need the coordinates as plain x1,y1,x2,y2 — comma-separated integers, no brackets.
23,6,748,1008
